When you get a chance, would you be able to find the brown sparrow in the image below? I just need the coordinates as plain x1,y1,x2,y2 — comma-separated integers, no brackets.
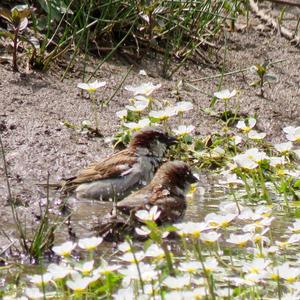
60,127,176,201
96,161,198,239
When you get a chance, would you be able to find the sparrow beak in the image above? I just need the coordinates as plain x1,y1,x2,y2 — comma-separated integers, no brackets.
166,135,178,146
189,172,199,183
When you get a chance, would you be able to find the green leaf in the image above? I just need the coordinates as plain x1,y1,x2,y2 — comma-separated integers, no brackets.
210,96,218,108
294,208,300,218
293,179,300,189
0,8,12,23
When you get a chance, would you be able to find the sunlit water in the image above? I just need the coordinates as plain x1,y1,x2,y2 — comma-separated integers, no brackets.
0,174,295,292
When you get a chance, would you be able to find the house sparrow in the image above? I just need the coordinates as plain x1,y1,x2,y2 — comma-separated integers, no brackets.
96,161,198,239
59,127,176,201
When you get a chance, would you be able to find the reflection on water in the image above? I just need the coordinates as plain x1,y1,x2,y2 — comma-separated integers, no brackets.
55,175,291,247
0,175,293,264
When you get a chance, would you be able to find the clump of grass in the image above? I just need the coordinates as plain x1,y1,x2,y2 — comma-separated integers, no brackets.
0,134,65,262
1,1,245,76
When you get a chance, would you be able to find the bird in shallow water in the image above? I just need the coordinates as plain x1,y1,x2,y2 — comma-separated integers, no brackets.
57,127,176,201
96,160,198,240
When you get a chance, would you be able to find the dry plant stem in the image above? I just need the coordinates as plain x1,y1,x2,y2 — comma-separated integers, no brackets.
127,238,144,293
104,65,133,107
265,0,300,8
90,93,99,134
188,59,286,82
12,27,19,71
87,19,138,81
249,0,300,44
0,134,28,252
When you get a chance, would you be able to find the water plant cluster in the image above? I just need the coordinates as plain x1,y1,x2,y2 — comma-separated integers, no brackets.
2,81,300,299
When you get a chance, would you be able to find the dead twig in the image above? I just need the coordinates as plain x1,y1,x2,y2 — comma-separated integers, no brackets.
249,0,300,45
264,0,300,8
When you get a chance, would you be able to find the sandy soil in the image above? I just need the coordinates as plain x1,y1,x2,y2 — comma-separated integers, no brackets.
0,11,299,248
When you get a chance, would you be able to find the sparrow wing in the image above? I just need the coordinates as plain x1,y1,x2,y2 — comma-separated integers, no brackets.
116,186,153,215
63,149,138,187
154,195,187,223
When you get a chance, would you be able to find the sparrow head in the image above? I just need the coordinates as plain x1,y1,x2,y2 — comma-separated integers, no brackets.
153,160,198,192
129,127,176,157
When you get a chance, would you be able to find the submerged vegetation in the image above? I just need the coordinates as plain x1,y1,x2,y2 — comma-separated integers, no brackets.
1,0,300,299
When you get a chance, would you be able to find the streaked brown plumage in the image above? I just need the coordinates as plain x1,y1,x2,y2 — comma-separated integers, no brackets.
59,127,176,201
96,161,198,239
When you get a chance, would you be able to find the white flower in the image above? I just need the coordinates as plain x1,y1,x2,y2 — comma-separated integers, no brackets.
125,82,161,96
77,80,106,93
205,213,236,228
242,217,274,232
294,149,300,159
125,99,149,112
219,201,244,214
274,141,293,153
175,101,193,112
214,89,237,100
175,222,209,238
244,148,269,162
227,233,252,247
219,171,244,186
116,110,127,120
248,130,266,140
149,107,177,120
135,206,161,221
288,220,300,233
287,234,300,244
244,272,266,283
135,225,151,236
270,156,285,167
66,272,92,292
275,263,300,282
163,275,190,289
78,237,103,251
52,241,76,257
123,118,150,130
233,148,268,169
242,258,270,274
203,257,219,272
120,263,157,283
47,263,72,280
3,296,28,300
210,146,225,158
173,125,195,136
27,273,52,286
119,251,145,263
178,261,202,273
200,231,221,244
145,244,165,259
93,260,121,275
231,135,242,145
139,69,147,76
233,154,258,170
113,287,134,300
236,117,256,132
75,260,94,276
284,126,300,142
229,277,256,287
117,241,131,252
25,287,44,299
